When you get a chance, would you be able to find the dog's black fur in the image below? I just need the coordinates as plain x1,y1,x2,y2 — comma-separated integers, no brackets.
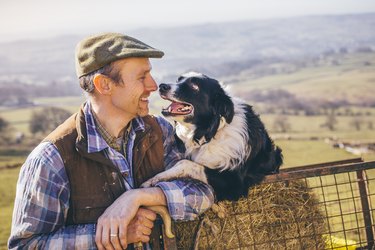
145,72,283,201
199,106,283,201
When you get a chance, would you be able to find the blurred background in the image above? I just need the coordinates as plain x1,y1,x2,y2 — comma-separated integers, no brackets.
1,0,375,248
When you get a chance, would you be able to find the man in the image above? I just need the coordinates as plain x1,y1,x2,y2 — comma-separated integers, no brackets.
8,33,214,249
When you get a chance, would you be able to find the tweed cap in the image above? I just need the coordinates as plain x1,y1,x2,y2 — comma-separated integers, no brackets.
75,32,164,77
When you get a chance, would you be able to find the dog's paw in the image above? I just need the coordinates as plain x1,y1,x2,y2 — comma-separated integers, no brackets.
140,180,153,188
140,178,159,188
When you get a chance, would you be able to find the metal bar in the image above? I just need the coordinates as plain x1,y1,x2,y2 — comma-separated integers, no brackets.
280,158,363,173
263,161,375,183
333,173,349,246
356,170,374,249
318,175,334,249
348,172,363,244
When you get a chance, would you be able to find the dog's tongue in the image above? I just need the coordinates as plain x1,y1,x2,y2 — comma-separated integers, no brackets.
167,102,192,115
170,102,184,111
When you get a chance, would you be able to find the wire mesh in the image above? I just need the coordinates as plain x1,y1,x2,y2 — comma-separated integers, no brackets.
173,159,375,250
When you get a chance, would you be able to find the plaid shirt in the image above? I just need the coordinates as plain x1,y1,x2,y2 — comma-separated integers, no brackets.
8,102,214,249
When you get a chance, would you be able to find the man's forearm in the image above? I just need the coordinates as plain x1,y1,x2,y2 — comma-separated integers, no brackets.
129,187,167,207
95,187,168,248
9,223,97,249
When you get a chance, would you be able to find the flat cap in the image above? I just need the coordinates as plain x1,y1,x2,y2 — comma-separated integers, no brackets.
75,32,164,77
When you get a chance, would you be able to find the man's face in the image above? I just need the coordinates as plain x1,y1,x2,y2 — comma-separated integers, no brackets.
109,57,157,118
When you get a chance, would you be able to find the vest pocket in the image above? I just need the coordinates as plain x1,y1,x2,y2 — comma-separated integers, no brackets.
69,196,113,224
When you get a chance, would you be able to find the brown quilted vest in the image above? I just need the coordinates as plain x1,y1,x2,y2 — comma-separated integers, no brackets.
43,105,165,225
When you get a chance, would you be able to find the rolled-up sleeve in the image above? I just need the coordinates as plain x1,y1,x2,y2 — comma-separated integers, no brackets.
155,117,215,220
156,180,215,220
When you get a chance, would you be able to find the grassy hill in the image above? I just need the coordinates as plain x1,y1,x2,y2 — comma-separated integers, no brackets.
224,52,375,105
0,13,374,85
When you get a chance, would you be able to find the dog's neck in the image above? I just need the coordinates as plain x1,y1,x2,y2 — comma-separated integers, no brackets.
176,116,227,147
175,98,252,171
175,122,195,144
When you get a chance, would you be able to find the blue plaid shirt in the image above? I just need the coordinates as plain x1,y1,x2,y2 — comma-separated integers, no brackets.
8,102,214,249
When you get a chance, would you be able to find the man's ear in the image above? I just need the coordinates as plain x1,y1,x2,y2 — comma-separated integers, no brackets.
93,74,112,95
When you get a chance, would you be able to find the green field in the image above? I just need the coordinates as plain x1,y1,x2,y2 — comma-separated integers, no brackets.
0,96,86,135
0,167,20,249
2,96,375,139
276,140,372,167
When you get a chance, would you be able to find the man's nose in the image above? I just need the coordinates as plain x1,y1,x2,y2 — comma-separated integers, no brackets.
146,76,158,92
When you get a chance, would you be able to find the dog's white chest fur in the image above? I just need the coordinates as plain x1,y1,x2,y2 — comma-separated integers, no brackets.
176,100,251,171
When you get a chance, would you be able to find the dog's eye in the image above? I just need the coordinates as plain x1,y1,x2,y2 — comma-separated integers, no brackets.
191,83,199,91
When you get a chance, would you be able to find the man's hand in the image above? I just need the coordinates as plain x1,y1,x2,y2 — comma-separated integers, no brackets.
95,187,167,250
126,208,156,244
96,206,156,250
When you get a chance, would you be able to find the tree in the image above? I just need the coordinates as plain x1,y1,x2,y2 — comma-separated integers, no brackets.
0,116,14,145
349,117,363,131
273,115,291,133
29,107,72,134
321,111,338,131
369,121,374,130
0,116,9,132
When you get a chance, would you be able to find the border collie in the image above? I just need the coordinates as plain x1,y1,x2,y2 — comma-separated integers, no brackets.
142,72,283,201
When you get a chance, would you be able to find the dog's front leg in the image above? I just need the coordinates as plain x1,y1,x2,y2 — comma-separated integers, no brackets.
141,159,208,187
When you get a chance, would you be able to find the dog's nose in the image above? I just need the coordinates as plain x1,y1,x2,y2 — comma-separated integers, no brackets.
159,83,171,92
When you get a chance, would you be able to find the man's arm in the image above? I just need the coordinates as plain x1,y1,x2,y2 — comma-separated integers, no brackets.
8,142,97,249
95,187,166,249
95,116,216,249
95,179,215,249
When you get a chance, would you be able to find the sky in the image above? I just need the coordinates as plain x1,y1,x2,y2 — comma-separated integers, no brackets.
1,0,375,42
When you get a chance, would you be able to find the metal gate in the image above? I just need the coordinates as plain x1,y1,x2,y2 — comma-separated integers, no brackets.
159,158,375,249
261,158,375,249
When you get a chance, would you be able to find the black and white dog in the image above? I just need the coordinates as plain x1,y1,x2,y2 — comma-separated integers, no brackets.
142,72,283,201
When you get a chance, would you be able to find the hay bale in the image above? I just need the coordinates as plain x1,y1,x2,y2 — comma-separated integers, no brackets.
174,179,326,250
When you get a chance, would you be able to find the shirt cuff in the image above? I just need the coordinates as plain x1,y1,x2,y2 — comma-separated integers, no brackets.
156,180,215,221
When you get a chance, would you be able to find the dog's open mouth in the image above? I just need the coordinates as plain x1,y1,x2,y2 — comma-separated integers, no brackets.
161,96,193,116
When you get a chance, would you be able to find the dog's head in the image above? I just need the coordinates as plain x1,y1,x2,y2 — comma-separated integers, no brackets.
159,72,234,143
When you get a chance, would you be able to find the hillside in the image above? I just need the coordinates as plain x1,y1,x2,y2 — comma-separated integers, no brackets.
0,13,374,105
0,13,374,80
224,52,375,105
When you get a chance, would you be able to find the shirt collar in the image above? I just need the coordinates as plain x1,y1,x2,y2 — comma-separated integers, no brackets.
91,109,126,152
83,101,146,153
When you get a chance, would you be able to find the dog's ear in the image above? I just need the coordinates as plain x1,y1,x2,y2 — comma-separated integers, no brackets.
214,92,234,124
196,116,220,144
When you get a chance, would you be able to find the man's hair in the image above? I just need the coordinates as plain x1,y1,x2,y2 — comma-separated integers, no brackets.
79,63,122,93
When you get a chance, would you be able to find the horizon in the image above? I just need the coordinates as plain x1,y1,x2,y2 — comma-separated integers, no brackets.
0,12,374,44
1,0,375,43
